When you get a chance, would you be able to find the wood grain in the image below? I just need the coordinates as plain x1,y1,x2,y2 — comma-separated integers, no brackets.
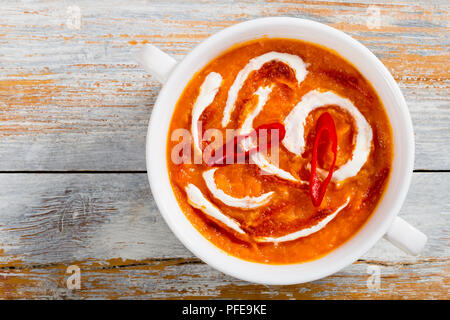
0,258,447,299
0,172,448,299
0,0,448,170
0,0,448,300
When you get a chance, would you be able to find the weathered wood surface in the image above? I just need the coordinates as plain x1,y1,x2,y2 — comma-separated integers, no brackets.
0,0,448,170
0,0,448,299
0,173,448,299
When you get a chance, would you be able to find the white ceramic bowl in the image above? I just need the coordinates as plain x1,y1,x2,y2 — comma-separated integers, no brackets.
139,17,427,285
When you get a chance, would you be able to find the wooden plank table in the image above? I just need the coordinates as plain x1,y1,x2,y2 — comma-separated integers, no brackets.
0,0,448,299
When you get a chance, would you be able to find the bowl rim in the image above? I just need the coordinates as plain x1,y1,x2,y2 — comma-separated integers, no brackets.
145,17,415,285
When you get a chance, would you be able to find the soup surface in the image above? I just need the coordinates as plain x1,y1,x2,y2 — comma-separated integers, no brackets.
167,38,393,264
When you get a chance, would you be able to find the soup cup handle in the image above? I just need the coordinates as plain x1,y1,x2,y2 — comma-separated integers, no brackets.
135,44,177,83
383,216,427,256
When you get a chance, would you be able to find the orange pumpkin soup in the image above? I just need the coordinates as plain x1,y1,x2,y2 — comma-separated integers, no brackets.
167,38,393,264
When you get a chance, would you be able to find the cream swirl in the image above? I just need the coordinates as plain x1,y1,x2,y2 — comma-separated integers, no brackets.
222,52,308,127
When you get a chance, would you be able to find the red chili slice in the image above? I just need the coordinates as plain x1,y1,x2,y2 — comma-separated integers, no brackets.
205,122,286,166
309,112,338,207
